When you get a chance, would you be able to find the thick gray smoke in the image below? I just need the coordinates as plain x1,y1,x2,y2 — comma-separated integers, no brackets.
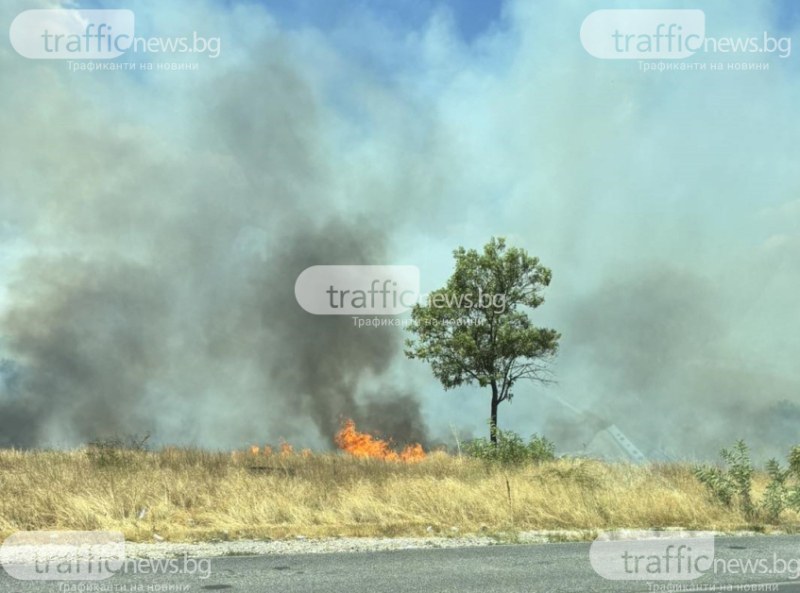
256,221,429,446
0,9,429,449
1,0,798,459
546,265,800,461
402,1,800,461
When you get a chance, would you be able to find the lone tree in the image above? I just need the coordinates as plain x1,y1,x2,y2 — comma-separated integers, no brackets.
405,237,560,444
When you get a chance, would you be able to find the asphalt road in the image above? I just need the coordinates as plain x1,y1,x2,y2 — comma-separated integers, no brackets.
3,536,800,593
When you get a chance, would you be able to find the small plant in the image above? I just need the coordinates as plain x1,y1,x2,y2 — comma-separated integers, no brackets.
756,446,800,522
463,427,555,465
527,434,557,462
787,446,800,511
696,441,800,523
762,458,789,523
694,440,754,517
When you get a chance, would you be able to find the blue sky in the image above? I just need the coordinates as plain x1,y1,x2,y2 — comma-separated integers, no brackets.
774,0,800,31
253,0,505,42
251,0,800,40
76,0,800,35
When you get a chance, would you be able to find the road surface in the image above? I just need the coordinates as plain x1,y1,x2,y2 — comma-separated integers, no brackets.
2,536,800,592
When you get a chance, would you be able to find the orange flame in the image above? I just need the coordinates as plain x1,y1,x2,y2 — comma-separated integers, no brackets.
245,445,273,457
334,419,426,462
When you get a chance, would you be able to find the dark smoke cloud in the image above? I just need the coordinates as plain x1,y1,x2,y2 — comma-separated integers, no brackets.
0,258,170,447
2,0,799,460
0,15,428,449
255,221,429,446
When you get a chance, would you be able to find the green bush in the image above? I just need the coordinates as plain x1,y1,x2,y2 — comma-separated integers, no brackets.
463,428,555,465
695,441,800,522
762,458,789,522
759,446,800,522
694,440,754,517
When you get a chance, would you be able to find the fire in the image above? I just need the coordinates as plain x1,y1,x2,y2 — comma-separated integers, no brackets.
245,444,295,457
248,445,274,456
236,423,425,463
334,419,426,462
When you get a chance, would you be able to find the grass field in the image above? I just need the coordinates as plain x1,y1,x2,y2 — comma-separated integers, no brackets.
0,448,795,543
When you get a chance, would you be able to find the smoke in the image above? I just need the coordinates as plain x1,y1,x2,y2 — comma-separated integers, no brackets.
256,221,429,446
1,0,798,458
395,0,800,461
552,265,800,460
0,1,431,448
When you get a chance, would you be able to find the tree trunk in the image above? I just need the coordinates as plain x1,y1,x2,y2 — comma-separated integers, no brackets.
490,380,499,445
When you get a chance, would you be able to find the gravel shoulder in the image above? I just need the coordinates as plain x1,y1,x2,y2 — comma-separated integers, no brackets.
125,528,772,558
0,529,780,563
126,534,507,558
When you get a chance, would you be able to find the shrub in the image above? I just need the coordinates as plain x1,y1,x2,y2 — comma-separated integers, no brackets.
463,428,555,465
694,440,754,517
758,445,800,522
762,458,789,522
696,441,800,522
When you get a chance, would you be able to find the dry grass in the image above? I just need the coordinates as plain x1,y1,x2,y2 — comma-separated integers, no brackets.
0,448,796,542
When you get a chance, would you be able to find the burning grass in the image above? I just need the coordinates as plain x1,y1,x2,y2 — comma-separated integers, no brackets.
335,419,426,462
1,445,796,543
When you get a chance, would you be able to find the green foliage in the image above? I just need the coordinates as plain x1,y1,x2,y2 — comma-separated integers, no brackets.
789,446,800,475
463,428,556,465
695,441,800,522
759,446,800,522
721,440,754,516
762,458,789,523
404,238,560,439
694,465,735,506
694,440,754,517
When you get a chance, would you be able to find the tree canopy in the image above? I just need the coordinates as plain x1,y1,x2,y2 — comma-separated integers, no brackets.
405,237,560,442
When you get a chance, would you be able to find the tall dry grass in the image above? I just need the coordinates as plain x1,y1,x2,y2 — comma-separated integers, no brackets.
0,448,794,542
